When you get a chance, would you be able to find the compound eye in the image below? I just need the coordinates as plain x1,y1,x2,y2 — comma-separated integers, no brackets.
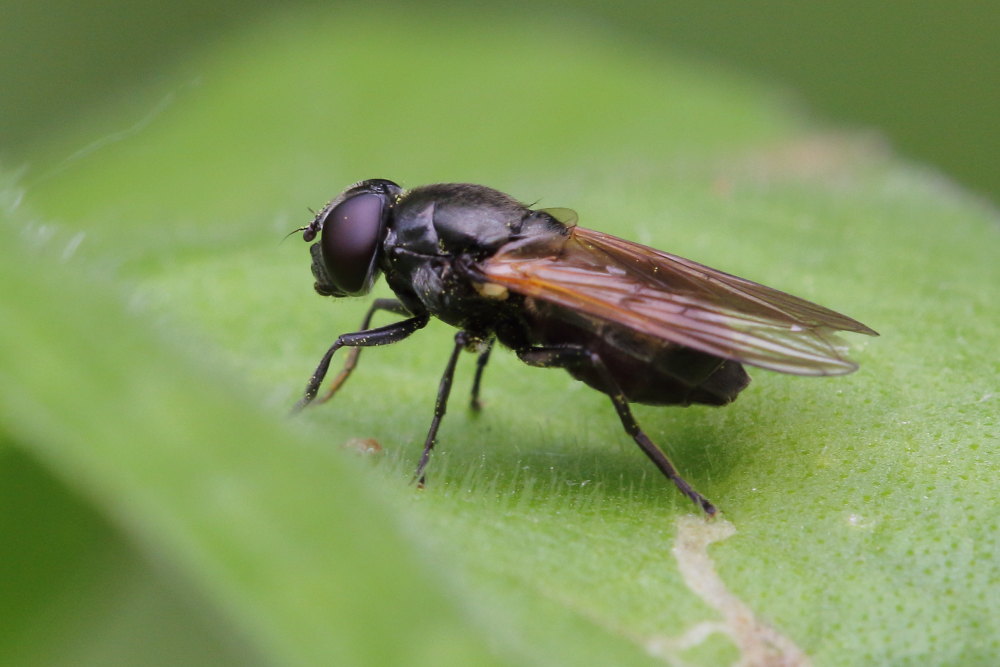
319,193,385,295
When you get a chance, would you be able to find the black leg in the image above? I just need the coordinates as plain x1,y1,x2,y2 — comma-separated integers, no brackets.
517,345,717,516
413,331,468,485
469,338,494,411
315,299,412,405
293,311,429,413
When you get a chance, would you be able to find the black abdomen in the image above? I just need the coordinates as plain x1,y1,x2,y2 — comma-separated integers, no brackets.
515,299,750,406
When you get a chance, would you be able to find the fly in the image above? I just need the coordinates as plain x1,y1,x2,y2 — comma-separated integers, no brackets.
292,179,877,516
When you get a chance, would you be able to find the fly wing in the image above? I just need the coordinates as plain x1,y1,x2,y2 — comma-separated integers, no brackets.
478,226,877,376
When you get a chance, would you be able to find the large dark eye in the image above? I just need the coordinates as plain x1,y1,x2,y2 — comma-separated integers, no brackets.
319,193,386,295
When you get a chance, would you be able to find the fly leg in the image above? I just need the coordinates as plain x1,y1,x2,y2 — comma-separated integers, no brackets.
517,344,718,516
413,331,469,485
469,338,495,411
314,298,413,405
293,309,429,413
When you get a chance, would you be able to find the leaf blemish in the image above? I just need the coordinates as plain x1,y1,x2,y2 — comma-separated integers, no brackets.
646,516,812,667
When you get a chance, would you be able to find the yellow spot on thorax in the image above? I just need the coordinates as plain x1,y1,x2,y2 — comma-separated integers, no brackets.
473,282,509,300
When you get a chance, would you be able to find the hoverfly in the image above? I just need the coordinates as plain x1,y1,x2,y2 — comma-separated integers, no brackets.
294,179,877,515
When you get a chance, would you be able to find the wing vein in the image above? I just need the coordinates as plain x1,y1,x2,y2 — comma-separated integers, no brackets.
479,225,875,375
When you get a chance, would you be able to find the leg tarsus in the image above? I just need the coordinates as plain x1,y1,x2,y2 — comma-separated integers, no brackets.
630,428,717,516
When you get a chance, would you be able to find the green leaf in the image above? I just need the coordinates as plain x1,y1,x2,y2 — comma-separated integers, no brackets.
3,7,998,665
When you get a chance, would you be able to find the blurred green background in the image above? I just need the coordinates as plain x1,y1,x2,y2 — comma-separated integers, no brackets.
4,0,999,201
2,1,998,666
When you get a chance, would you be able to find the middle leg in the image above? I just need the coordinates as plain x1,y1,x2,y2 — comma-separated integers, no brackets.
413,331,470,485
469,338,495,411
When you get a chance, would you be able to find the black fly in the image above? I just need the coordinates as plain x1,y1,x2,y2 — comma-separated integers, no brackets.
293,179,877,515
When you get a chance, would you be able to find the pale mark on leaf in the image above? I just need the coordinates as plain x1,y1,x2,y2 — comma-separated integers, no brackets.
646,516,811,667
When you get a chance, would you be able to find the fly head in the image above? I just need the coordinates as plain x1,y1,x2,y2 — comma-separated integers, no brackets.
304,178,402,297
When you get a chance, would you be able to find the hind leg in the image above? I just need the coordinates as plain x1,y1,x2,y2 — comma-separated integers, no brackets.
517,344,717,516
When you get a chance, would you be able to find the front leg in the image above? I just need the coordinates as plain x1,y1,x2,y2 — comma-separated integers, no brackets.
517,344,717,516
294,310,429,413
315,298,413,405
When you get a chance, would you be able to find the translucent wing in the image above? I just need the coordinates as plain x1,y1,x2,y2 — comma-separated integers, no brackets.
478,226,877,376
